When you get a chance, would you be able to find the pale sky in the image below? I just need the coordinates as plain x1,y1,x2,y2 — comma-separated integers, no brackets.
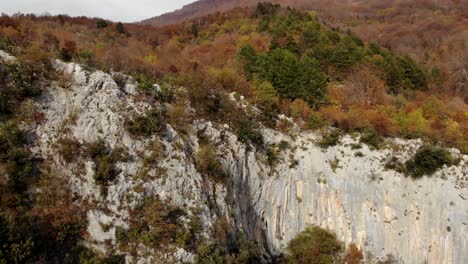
0,0,196,22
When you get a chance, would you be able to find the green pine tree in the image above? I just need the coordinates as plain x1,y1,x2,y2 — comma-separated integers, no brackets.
297,56,328,108
238,44,259,80
116,22,125,34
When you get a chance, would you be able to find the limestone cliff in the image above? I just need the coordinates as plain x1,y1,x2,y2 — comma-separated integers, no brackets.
22,56,468,263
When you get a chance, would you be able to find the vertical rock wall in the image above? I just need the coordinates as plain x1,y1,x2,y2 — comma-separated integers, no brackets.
202,125,468,264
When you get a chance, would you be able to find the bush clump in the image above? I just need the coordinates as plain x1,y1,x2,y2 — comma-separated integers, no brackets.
405,145,452,179
0,122,37,193
134,73,155,90
84,139,128,190
384,156,406,173
194,232,262,264
233,119,264,146
5,147,36,193
308,113,327,130
318,129,342,148
55,137,81,163
0,61,44,119
286,226,343,264
126,108,165,137
359,126,384,149
194,143,226,183
266,146,279,167
118,197,184,251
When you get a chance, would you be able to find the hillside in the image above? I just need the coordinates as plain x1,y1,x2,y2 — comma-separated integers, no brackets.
143,0,468,97
141,0,467,27
0,3,467,263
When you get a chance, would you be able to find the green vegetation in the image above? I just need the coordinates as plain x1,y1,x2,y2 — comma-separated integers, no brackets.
134,73,155,90
195,143,226,183
239,45,328,108
267,146,279,166
384,156,406,173
240,6,428,112
55,137,81,163
252,79,277,111
0,121,36,193
233,119,264,146
116,22,125,34
96,19,108,29
0,60,44,119
175,210,202,250
194,232,262,264
0,154,88,264
60,40,77,62
0,53,101,264
373,53,428,93
125,108,165,137
238,44,258,81
117,197,184,251
384,144,453,179
308,113,327,130
84,139,128,191
358,126,384,149
286,226,343,264
405,145,452,179
318,129,342,148
345,244,364,264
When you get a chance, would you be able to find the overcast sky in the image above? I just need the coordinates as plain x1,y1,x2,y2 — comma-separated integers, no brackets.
0,0,196,22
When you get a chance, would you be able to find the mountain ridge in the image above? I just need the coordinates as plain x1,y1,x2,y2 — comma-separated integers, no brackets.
141,0,297,25
140,0,467,26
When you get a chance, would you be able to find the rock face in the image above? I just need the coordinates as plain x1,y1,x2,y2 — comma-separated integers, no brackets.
217,128,468,264
32,61,226,263
30,59,468,263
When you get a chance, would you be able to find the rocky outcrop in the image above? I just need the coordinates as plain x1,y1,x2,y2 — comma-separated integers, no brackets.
208,125,468,264
29,58,468,263
31,61,228,263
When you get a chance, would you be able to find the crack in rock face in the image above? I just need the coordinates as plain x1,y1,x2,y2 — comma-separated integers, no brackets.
29,59,468,263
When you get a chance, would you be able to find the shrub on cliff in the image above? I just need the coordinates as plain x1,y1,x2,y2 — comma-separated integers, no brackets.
0,60,44,118
345,243,364,264
405,145,452,179
286,226,343,264
195,143,226,183
194,232,262,264
359,126,384,149
55,137,81,163
84,139,128,191
234,119,264,146
317,129,342,148
134,73,154,90
125,108,165,137
117,197,184,251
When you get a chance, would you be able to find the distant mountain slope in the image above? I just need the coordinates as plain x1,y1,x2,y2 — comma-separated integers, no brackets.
141,0,467,27
140,0,255,25
141,0,467,98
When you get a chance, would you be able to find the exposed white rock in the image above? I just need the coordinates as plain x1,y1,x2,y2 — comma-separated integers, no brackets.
212,127,468,264
31,60,224,262
0,50,16,61
26,56,468,263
